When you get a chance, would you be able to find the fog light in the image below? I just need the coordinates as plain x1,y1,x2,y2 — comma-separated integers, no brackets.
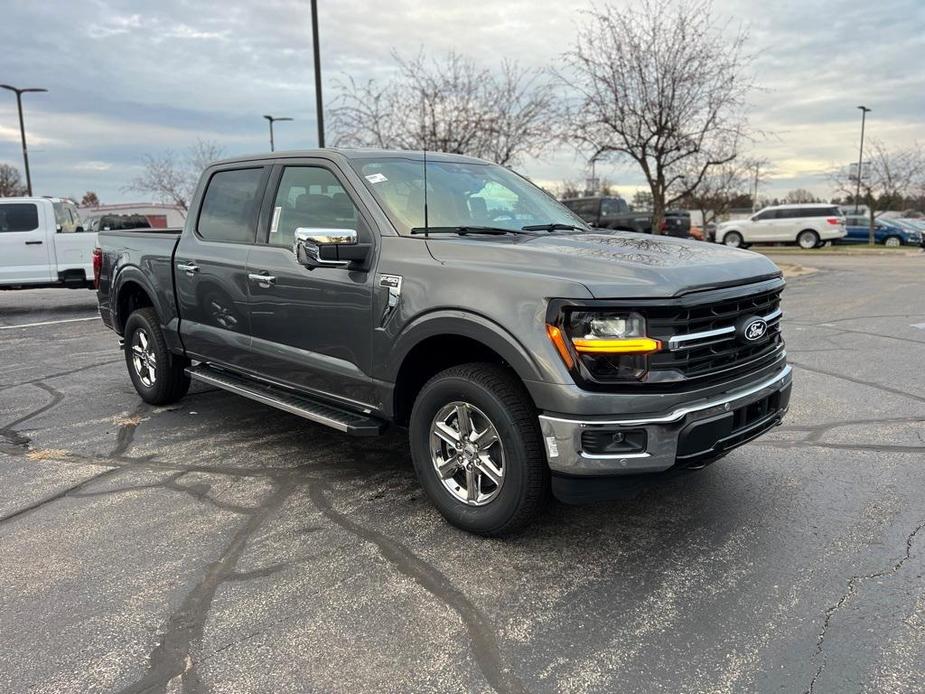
581,428,647,455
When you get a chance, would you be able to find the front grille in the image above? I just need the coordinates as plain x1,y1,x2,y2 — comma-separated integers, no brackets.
646,285,784,384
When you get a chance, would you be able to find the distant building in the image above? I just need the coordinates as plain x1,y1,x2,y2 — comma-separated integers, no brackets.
78,202,186,230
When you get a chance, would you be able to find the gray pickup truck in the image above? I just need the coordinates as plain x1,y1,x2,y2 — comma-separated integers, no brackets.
96,149,791,535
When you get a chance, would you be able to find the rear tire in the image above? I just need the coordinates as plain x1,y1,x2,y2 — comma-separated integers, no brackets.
797,229,820,249
723,231,744,248
409,363,549,536
123,307,190,405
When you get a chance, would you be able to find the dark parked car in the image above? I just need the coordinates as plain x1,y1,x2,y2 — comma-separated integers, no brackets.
841,215,922,247
560,196,690,237
96,149,791,535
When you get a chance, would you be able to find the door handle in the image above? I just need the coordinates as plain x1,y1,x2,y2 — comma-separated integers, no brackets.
25,240,43,245
177,262,200,276
248,272,276,286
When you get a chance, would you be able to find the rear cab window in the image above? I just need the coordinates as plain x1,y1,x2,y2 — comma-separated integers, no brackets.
197,168,266,243
0,203,40,232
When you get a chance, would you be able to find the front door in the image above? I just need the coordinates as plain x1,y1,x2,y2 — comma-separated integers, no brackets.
245,162,377,410
174,166,269,369
0,201,52,284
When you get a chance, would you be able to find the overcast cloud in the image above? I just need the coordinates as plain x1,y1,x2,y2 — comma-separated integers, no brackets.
1,0,923,203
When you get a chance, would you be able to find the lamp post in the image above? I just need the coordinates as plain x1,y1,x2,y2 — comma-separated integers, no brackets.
263,115,293,152
854,105,870,215
1,84,47,196
310,0,325,147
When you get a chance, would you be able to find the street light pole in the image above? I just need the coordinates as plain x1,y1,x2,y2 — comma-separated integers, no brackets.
263,115,293,152
854,105,870,215
1,84,47,197
310,0,325,148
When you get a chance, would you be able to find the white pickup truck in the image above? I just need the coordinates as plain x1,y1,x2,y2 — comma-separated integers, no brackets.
0,197,98,289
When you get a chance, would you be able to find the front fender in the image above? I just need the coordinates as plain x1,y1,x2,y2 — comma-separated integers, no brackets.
385,309,557,385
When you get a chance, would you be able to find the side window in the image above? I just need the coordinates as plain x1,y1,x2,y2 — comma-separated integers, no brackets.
270,166,359,249
52,202,75,232
601,198,627,217
753,210,772,221
198,168,265,243
0,203,40,232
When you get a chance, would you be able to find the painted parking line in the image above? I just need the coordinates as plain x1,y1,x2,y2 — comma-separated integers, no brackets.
911,322,925,330
0,316,100,330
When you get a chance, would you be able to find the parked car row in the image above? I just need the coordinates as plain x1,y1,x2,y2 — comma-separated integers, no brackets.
715,204,846,249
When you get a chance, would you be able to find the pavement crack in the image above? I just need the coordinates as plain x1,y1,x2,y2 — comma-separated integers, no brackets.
0,381,65,454
308,480,530,694
114,480,293,694
0,359,121,391
806,519,925,694
0,466,123,524
790,360,925,405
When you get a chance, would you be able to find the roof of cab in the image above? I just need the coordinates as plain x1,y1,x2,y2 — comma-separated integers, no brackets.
210,148,491,168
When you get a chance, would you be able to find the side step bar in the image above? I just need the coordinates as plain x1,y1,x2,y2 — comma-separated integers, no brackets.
186,365,386,437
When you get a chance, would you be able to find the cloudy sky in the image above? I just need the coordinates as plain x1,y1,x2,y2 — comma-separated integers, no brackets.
1,0,923,204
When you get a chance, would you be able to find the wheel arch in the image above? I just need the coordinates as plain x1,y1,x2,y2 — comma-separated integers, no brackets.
111,267,161,334
388,311,545,426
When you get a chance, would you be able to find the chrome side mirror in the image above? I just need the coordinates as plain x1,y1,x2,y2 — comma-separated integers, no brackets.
293,227,357,268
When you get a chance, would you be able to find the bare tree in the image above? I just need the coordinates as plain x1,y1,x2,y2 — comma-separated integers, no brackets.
125,139,224,211
80,191,100,207
831,139,925,243
559,0,756,233
330,50,557,166
678,158,756,227
0,163,27,197
785,188,818,204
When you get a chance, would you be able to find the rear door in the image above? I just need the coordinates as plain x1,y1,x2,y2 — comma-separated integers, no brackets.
174,165,270,368
0,201,52,283
244,160,378,408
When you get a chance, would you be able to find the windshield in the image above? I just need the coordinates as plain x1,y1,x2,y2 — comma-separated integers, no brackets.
350,156,589,236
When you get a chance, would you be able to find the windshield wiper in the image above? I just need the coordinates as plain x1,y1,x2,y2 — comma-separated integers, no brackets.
521,223,587,232
410,226,531,236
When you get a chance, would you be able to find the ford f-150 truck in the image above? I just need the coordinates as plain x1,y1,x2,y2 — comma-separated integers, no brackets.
1,197,97,289
96,149,792,535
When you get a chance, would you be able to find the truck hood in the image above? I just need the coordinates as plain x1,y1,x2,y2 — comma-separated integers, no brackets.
425,231,780,298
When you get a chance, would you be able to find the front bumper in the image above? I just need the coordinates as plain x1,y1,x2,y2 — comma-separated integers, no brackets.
538,365,792,481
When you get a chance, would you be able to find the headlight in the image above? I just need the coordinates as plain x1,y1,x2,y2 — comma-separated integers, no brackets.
547,310,661,381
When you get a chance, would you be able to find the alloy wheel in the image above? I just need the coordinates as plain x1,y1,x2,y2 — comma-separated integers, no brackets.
429,401,505,506
130,328,157,387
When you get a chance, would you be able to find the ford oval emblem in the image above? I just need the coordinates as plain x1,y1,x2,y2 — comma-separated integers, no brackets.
743,318,768,341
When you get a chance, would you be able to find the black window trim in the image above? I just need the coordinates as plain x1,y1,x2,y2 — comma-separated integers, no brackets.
193,164,271,246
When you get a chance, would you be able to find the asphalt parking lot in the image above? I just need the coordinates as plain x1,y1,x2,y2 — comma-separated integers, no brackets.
1,252,923,694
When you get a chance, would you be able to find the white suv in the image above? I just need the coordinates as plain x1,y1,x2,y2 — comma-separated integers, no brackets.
716,204,846,249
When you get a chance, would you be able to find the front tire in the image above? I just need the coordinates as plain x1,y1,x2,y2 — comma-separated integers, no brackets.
797,229,820,249
884,236,901,247
409,363,549,536
123,307,190,405
723,231,744,248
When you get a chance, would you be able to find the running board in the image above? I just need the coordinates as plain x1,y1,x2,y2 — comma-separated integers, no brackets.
186,365,386,437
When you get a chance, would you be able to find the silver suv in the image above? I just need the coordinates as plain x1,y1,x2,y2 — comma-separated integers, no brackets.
716,204,846,249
